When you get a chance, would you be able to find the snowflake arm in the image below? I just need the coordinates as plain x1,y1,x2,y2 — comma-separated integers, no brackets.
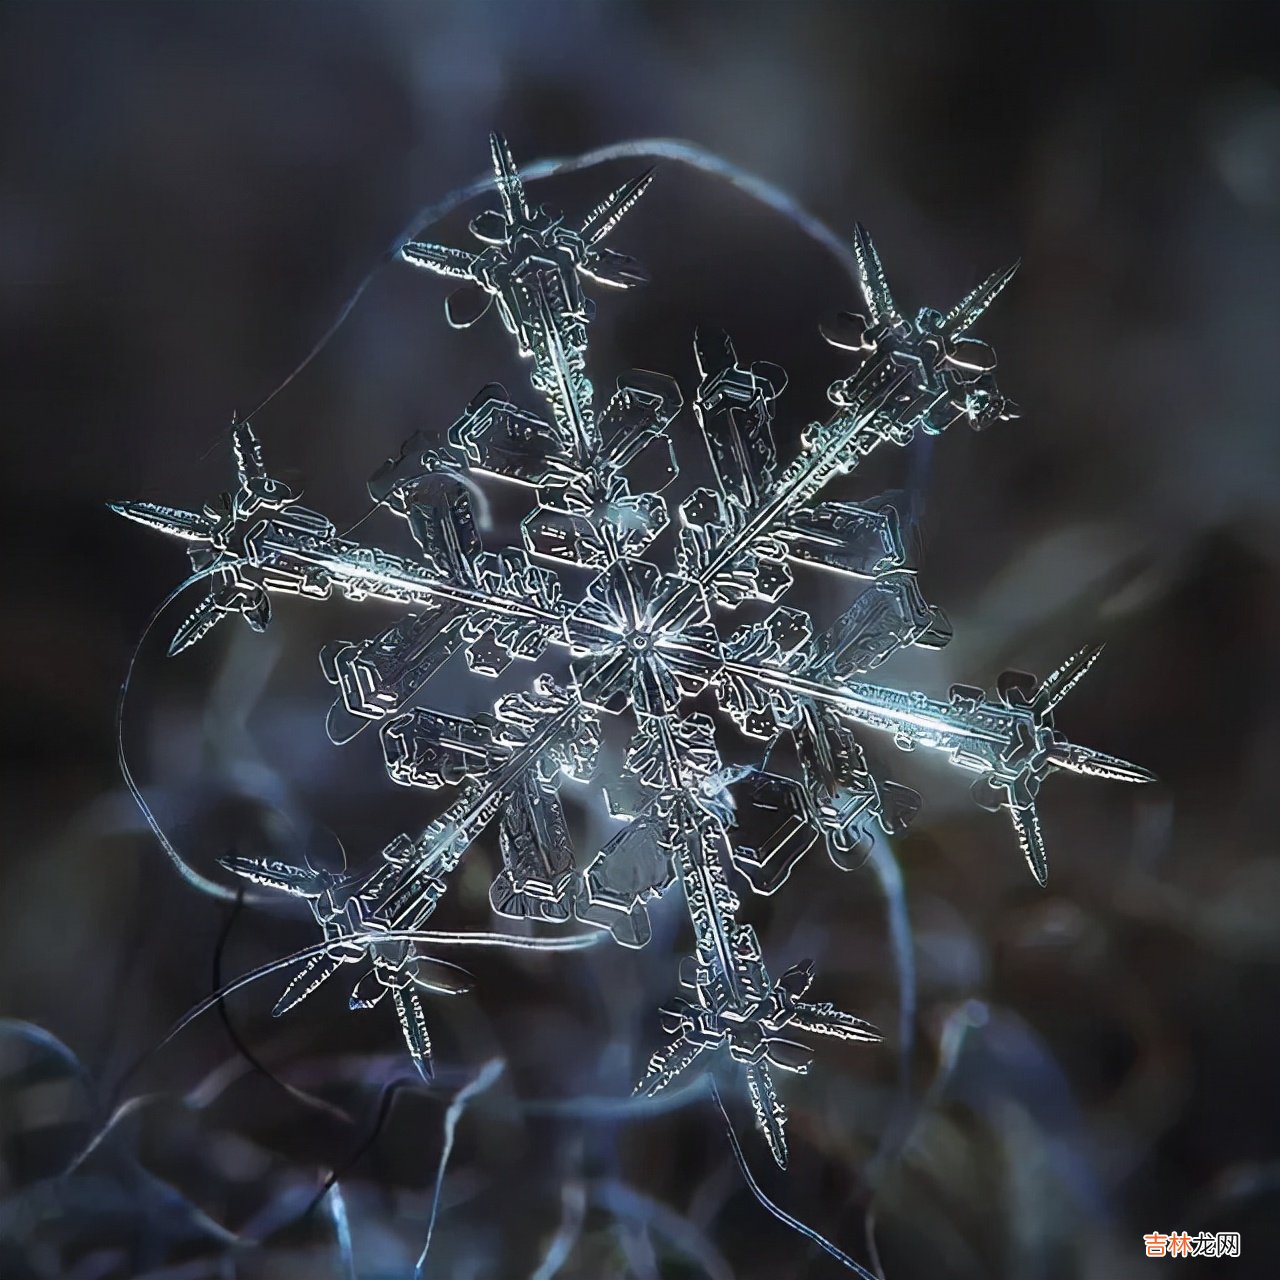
616,712,878,1169
718,635,1154,885
219,680,594,1076
675,232,1019,609
112,420,568,673
399,136,668,566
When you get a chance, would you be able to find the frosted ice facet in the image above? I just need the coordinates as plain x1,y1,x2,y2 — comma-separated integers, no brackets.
114,134,1154,1161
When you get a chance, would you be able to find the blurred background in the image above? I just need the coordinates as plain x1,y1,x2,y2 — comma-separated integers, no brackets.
2,2,1279,1277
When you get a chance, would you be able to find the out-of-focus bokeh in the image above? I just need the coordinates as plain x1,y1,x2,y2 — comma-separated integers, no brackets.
2,2,1279,1277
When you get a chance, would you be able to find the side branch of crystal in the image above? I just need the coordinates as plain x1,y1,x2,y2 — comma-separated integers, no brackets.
113,135,1154,1165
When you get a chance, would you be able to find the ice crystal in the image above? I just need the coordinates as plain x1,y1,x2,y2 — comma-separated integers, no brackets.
113,134,1153,1168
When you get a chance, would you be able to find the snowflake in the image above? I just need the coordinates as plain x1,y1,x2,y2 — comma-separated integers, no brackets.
113,134,1153,1169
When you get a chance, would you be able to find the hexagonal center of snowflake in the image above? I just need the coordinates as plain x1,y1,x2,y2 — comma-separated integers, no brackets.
570,559,723,716
626,629,655,654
